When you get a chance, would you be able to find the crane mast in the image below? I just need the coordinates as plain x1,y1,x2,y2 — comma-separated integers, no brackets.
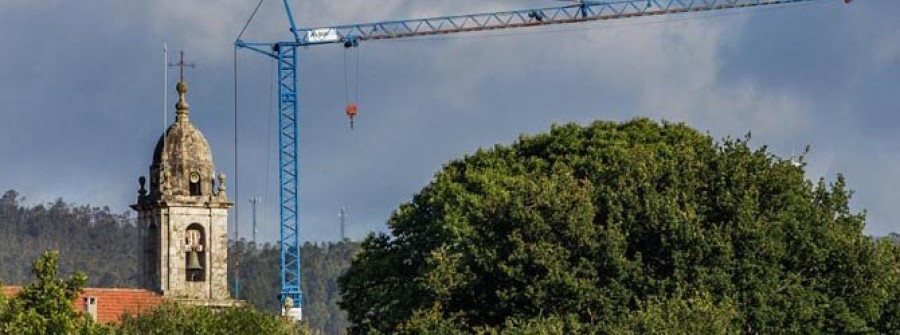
235,0,846,320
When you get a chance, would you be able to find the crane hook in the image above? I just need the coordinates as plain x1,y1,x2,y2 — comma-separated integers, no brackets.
346,104,358,129
343,44,361,130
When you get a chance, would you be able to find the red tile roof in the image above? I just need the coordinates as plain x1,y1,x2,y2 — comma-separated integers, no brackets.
1,286,19,297
2,286,163,324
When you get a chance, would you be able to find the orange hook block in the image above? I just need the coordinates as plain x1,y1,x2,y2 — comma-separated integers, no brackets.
345,104,358,129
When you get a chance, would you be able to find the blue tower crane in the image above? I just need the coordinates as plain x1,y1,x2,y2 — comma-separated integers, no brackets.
235,0,849,320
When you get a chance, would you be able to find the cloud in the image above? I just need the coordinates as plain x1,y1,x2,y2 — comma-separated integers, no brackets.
0,0,896,243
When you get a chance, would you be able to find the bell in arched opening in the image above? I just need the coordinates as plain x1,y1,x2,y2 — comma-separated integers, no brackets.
185,225,205,282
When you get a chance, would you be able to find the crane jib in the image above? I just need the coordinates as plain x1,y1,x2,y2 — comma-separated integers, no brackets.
295,0,836,46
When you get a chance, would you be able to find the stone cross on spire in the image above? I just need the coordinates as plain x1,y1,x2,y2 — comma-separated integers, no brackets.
169,51,195,121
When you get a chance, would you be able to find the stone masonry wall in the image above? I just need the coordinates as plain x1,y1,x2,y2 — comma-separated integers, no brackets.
161,206,229,301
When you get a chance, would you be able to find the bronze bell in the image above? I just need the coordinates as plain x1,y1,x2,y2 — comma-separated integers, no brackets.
186,250,203,270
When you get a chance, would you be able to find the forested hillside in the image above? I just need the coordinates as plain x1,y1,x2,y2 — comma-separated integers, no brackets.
0,190,140,287
0,190,359,334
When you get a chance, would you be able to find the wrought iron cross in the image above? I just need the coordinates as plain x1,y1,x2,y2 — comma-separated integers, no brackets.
168,50,195,82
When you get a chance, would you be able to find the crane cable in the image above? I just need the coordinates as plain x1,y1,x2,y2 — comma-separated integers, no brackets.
343,47,360,129
262,56,275,247
232,45,242,299
237,0,267,41
232,0,269,300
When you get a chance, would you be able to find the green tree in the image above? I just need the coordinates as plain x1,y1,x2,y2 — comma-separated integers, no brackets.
339,119,900,334
0,251,110,334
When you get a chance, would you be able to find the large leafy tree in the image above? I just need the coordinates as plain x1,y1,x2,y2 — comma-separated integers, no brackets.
339,119,900,334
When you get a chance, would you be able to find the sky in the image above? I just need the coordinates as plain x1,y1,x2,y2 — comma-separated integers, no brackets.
0,0,897,243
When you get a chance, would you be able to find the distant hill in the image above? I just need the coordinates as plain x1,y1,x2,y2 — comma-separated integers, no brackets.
0,190,359,334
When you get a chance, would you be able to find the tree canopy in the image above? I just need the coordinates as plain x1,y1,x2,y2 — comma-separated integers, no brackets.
339,119,900,334
0,251,102,334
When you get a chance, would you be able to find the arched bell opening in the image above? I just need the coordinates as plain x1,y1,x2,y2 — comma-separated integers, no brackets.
185,223,206,282
189,172,202,196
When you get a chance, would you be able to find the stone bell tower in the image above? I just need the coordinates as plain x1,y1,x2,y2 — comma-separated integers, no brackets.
131,76,234,305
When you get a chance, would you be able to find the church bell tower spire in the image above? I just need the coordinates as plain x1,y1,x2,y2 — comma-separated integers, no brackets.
132,63,235,306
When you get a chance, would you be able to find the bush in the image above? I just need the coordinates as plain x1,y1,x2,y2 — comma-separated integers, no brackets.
117,303,309,335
